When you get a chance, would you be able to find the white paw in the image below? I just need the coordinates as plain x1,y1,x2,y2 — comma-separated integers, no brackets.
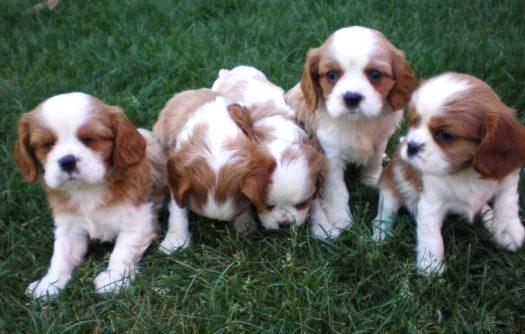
159,232,191,255
94,270,131,294
492,221,525,252
26,275,69,298
371,217,394,241
310,222,343,239
416,255,445,276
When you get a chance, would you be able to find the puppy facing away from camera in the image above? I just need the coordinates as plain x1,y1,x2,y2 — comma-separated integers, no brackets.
286,26,417,238
212,65,326,232
372,73,525,275
14,93,167,297
153,89,275,254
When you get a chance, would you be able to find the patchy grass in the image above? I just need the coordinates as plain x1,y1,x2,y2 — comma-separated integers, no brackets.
1,0,524,332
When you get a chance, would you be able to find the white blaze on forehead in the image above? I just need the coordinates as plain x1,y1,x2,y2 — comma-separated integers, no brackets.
39,92,92,133
330,26,377,70
268,148,310,205
411,73,471,123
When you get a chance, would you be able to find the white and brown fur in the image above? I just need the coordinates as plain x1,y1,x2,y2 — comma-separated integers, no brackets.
212,65,326,232
14,92,167,297
286,26,417,238
372,73,525,275
153,88,275,253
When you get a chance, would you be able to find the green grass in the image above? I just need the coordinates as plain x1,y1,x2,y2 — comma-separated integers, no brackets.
1,0,525,332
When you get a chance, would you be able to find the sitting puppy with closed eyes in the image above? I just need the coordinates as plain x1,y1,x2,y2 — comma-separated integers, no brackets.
286,26,417,238
212,65,327,232
372,73,525,275
14,93,167,297
153,89,275,254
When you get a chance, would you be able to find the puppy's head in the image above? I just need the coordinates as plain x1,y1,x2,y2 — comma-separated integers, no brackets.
166,100,276,221
301,26,417,119
401,72,525,178
14,93,146,190
257,142,326,230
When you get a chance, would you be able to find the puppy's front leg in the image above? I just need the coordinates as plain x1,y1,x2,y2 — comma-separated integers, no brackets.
95,205,155,294
314,158,351,238
361,143,387,187
486,174,525,251
159,198,190,254
415,198,446,275
27,218,88,298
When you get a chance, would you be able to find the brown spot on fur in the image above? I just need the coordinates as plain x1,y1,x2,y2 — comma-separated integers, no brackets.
379,151,423,203
300,47,322,113
428,73,525,178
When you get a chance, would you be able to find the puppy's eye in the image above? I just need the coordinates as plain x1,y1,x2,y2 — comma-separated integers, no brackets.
435,129,454,142
294,200,310,210
326,71,338,81
43,141,55,150
266,204,275,211
367,70,382,82
80,137,95,146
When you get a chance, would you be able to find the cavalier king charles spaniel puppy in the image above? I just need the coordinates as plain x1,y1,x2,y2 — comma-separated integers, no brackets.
153,89,275,253
14,93,167,297
212,66,326,232
372,73,525,274
286,26,417,238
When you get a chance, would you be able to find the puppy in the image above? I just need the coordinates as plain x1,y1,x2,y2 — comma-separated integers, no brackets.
212,66,326,232
14,93,167,297
372,73,525,274
153,89,275,253
286,26,417,238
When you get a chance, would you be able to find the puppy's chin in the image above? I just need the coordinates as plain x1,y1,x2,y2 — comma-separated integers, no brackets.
44,169,107,190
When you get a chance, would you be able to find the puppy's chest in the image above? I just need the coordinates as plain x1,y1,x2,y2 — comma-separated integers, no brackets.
425,173,496,218
316,120,374,165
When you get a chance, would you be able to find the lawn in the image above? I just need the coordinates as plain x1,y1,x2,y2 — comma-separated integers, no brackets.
1,0,524,332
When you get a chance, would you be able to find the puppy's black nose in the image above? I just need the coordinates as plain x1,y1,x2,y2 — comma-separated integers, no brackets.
278,222,290,230
343,92,363,107
58,155,77,173
407,142,423,157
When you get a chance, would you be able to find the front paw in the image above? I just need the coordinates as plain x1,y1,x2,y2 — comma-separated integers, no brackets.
310,222,343,239
94,270,131,294
361,174,380,188
371,216,394,241
159,232,191,255
26,275,69,298
492,220,525,252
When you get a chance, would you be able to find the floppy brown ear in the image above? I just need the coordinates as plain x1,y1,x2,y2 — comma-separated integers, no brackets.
227,103,253,139
110,107,146,170
13,114,39,182
300,47,322,113
388,49,417,111
241,149,276,212
166,153,191,206
473,110,525,179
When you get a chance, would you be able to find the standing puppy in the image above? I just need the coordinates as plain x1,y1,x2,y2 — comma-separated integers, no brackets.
153,89,275,254
212,66,326,232
372,73,525,274
14,93,167,297
286,26,417,238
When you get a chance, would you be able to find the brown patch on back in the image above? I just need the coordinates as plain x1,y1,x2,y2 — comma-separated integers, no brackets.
153,89,221,149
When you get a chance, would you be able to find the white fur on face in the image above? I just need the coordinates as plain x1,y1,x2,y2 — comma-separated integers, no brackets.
39,93,108,190
325,27,385,119
258,143,311,229
401,74,471,175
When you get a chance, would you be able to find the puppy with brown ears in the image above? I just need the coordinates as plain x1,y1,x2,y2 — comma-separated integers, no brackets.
212,65,327,232
286,26,417,238
153,89,275,254
372,73,525,275
14,93,167,297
